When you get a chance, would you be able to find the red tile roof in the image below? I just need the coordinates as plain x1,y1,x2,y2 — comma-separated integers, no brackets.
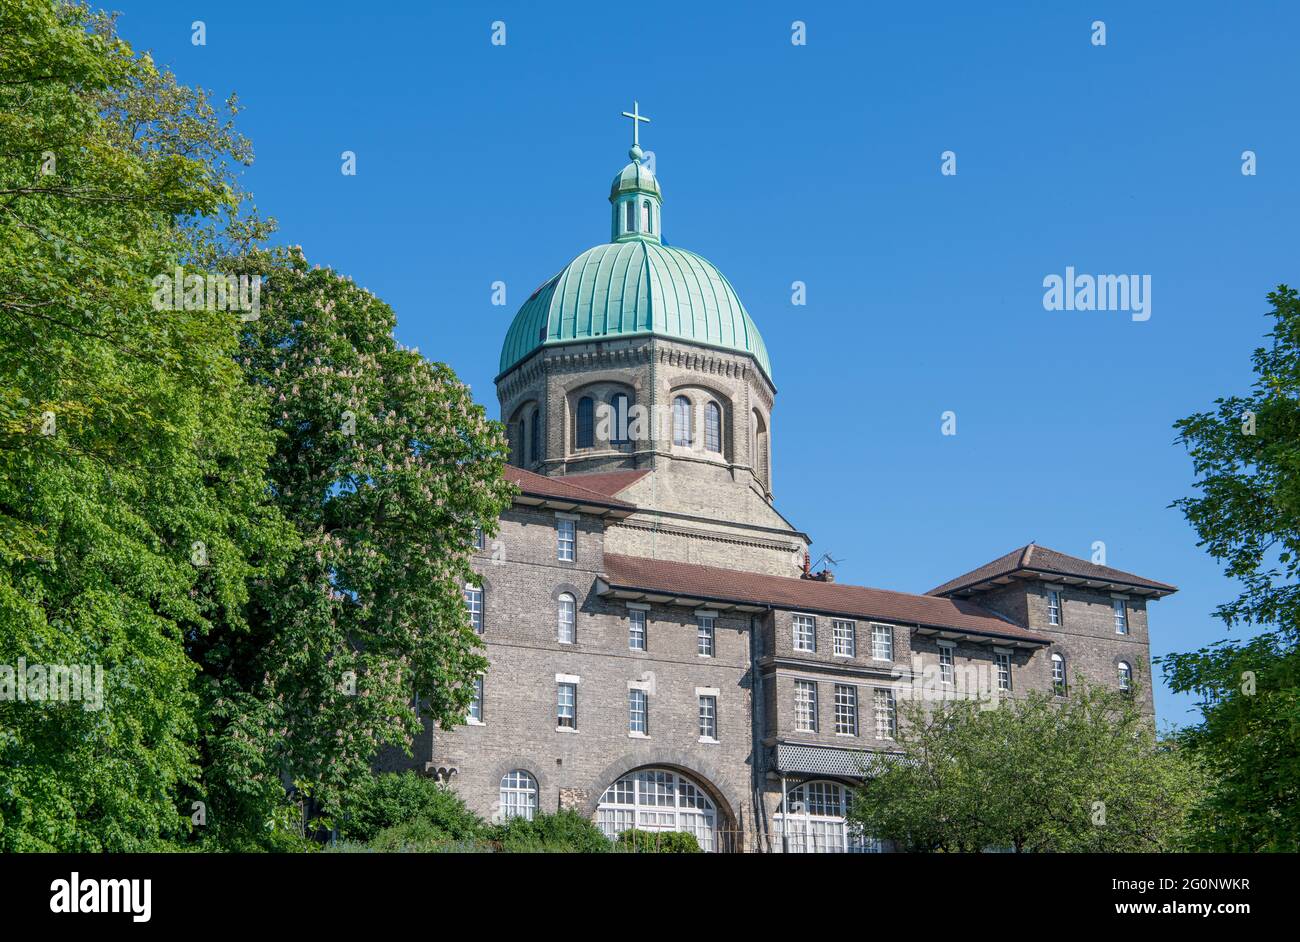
927,543,1177,597
602,554,1044,643
555,469,650,498
503,466,635,510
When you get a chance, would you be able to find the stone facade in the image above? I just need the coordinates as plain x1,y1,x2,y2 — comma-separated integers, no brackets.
409,140,1175,851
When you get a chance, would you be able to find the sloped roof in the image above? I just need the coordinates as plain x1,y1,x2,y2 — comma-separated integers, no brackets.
503,465,634,512
927,543,1177,597
601,554,1044,643
553,469,650,498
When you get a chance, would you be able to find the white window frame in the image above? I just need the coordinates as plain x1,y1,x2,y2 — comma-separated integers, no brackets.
464,584,483,635
793,614,816,653
832,619,856,658
556,681,577,730
628,688,648,736
1113,598,1129,635
833,684,858,736
628,607,647,651
697,693,718,742
874,687,896,739
1047,589,1061,626
556,516,576,562
938,641,955,685
557,592,576,644
467,675,484,724
1051,652,1066,696
697,614,715,657
871,623,893,661
794,680,818,733
994,649,1012,692
499,770,538,821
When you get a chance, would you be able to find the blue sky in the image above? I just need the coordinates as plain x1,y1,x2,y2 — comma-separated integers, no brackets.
110,0,1299,726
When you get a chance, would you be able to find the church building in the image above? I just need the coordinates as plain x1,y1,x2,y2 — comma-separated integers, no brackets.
421,107,1177,852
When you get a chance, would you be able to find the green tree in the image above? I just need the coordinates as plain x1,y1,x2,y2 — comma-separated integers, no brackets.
848,682,1206,852
0,0,292,850
193,246,514,844
1164,285,1300,851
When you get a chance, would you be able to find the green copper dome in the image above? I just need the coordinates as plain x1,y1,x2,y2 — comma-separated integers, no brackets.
499,113,771,384
498,240,772,383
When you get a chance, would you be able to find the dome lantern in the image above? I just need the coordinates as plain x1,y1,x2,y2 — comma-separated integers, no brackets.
610,101,662,243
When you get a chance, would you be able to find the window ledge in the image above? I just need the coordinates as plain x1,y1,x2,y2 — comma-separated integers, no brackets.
627,731,650,739
555,726,578,734
465,719,485,727
697,736,719,745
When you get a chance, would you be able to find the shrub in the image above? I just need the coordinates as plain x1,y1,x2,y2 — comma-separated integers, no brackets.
341,772,483,843
614,829,703,853
486,811,611,853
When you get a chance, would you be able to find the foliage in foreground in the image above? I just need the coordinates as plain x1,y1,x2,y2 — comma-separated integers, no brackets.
0,0,512,851
340,772,482,844
1165,285,1300,851
614,828,702,853
848,681,1207,852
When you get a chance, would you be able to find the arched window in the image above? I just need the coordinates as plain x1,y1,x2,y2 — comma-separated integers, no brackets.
672,396,692,446
529,409,541,463
610,393,631,445
625,201,635,233
557,592,576,644
642,200,652,233
1118,661,1132,693
1051,653,1066,696
499,770,538,821
775,780,878,853
705,401,721,453
596,768,717,851
516,418,526,465
751,409,769,489
576,396,594,448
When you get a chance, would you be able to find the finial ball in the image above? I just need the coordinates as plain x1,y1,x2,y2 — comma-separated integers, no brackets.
629,144,644,163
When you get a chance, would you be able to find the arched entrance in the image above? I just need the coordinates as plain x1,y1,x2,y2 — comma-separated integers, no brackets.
595,767,719,851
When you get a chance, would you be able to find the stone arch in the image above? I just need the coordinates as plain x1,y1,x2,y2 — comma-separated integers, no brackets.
583,753,741,831
564,378,639,453
484,757,553,821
